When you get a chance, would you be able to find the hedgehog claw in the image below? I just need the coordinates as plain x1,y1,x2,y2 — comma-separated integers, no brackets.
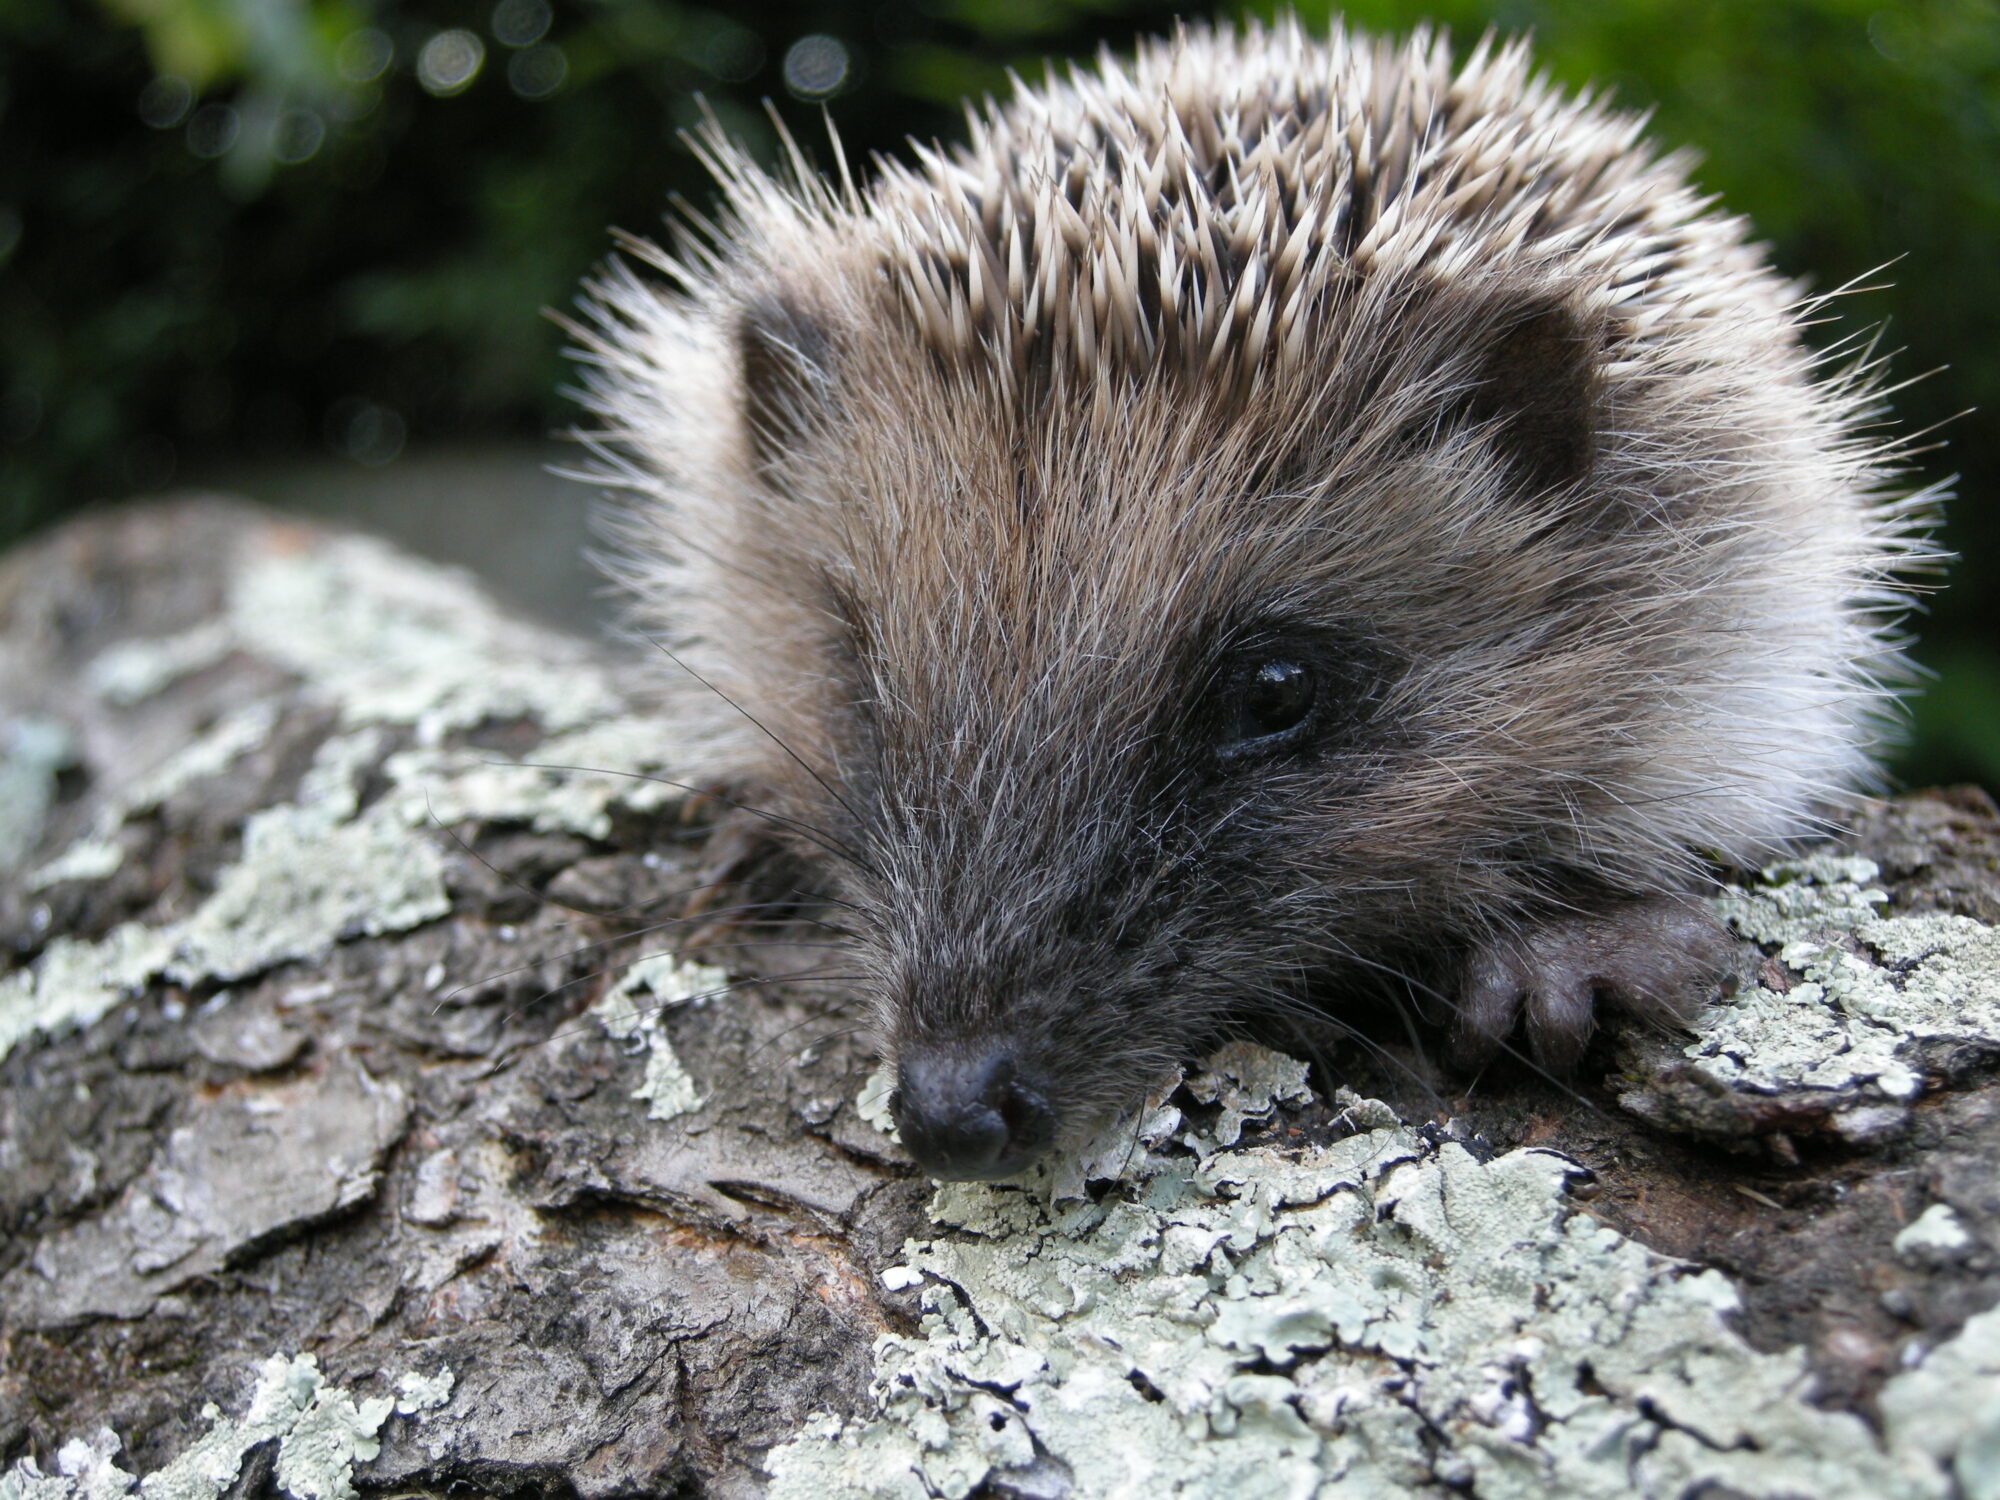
1450,896,1735,1074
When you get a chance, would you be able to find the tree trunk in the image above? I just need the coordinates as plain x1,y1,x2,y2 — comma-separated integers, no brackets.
2,499,1996,1500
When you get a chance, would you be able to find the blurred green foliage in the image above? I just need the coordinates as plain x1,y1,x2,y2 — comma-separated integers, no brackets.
3,0,1996,784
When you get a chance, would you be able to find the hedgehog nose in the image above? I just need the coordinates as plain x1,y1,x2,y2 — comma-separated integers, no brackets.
890,1049,1057,1181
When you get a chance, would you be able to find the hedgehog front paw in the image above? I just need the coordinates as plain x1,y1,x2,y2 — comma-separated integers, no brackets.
1449,896,1735,1073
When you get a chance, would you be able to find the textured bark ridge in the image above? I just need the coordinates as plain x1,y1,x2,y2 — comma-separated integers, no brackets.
1,501,1997,1499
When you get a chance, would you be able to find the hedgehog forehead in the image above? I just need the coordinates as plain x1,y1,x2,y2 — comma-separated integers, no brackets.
848,457,1260,655
796,305,1495,665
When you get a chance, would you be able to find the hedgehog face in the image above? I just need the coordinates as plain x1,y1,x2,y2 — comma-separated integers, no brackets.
851,612,1419,1180
709,281,1616,1176
761,312,1680,1177
838,596,1424,1178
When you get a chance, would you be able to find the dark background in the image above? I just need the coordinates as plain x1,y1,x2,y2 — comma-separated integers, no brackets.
4,0,1996,786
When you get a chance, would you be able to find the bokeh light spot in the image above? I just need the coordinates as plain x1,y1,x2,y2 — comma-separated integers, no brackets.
703,27,764,83
783,35,851,100
336,29,394,85
186,104,239,159
138,76,192,130
272,110,326,165
508,45,568,100
326,398,407,467
492,0,552,49
418,30,486,97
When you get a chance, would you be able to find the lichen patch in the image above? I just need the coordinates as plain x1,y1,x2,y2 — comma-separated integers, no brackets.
591,955,731,1121
226,534,620,743
1182,1039,1314,1152
0,924,174,1065
769,1092,1977,1499
0,718,79,877
165,804,450,986
1879,1305,2000,1500
1621,855,2000,1145
0,1354,453,1500
2,524,699,1064
0,796,451,1064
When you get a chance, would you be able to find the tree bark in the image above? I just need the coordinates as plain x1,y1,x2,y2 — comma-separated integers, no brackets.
2,500,1996,1500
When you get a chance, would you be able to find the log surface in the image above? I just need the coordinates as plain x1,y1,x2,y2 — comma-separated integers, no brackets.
1,500,1996,1499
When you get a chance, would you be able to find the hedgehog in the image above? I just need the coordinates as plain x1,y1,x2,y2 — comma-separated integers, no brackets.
570,20,1935,1181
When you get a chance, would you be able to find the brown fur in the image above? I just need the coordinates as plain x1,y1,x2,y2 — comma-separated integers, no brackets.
569,21,1937,1173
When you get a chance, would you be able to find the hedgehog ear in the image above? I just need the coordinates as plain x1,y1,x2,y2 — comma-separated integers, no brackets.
736,294,837,472
1456,296,1600,496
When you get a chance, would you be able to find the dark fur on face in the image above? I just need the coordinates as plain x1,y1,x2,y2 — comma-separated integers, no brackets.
573,22,1935,1177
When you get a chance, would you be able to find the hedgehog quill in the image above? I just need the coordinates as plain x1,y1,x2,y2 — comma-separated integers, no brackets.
570,22,1938,1181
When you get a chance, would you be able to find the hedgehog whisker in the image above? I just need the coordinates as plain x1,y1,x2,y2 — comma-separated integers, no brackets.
640,632,878,849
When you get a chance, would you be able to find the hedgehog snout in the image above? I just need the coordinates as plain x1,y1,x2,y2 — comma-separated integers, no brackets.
889,1046,1058,1181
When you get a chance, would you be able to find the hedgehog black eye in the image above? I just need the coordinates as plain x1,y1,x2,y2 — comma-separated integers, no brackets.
1220,659,1316,755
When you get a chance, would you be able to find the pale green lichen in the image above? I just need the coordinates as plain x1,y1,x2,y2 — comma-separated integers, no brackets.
857,1062,899,1138
0,800,450,1061
770,1060,1990,1500
392,1369,455,1415
0,924,174,1064
128,702,285,816
26,704,286,892
84,621,235,707
1675,855,2000,1137
3,529,697,1063
61,535,620,742
0,1355,452,1500
591,954,730,1120
226,535,622,743
0,718,79,877
1880,1306,2000,1500
384,715,687,843
0,1428,129,1500
1182,1039,1313,1152
26,704,284,892
27,839,124,891
165,805,450,986
1896,1204,1975,1265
